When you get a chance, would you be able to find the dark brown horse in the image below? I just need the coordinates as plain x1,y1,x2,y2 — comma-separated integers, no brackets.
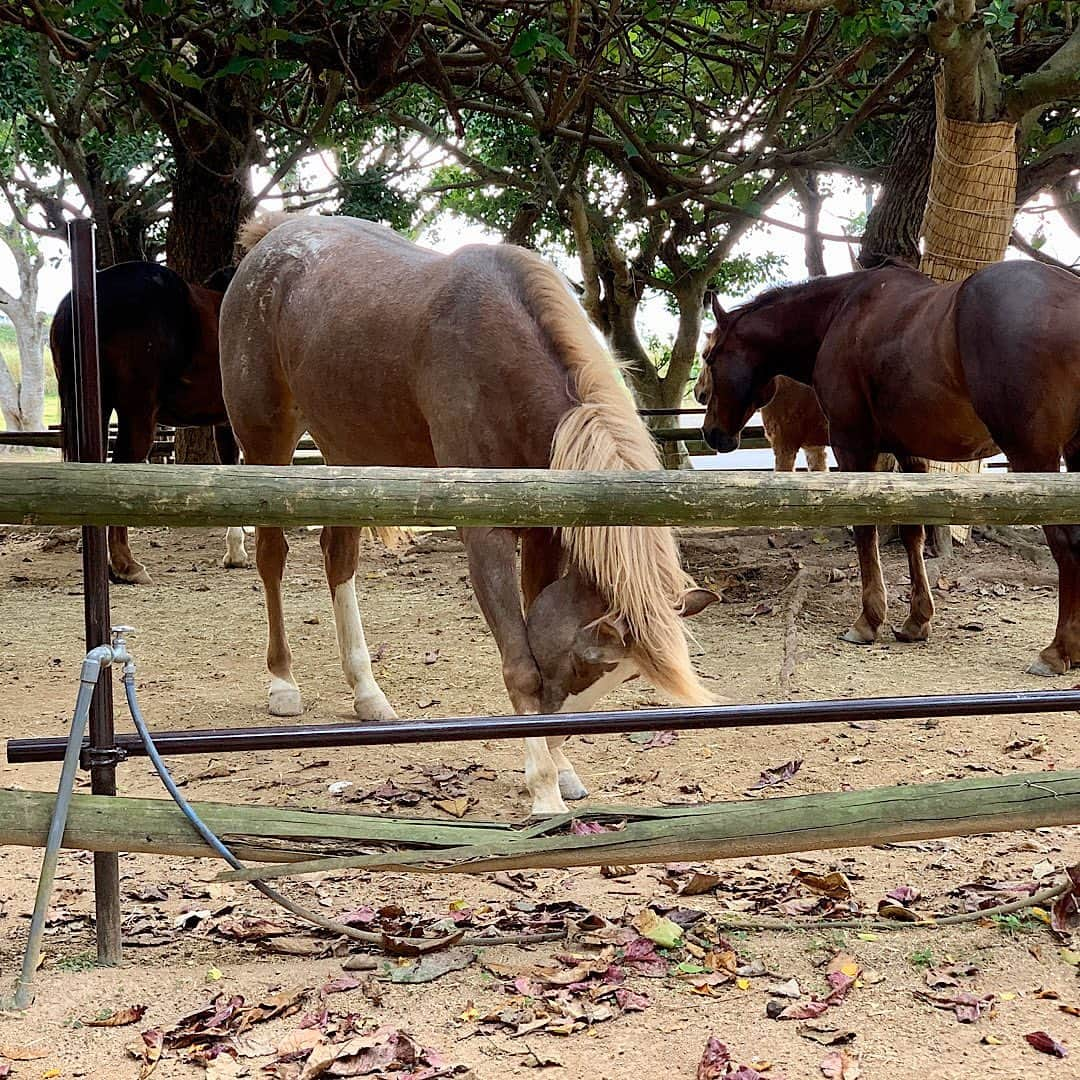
219,213,717,816
51,262,244,583
695,367,829,472
699,259,1080,676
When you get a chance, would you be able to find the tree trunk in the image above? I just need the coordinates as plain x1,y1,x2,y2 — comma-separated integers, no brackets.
607,303,692,470
0,221,47,434
13,318,47,431
796,172,827,277
859,85,935,267
163,122,248,464
920,71,1018,551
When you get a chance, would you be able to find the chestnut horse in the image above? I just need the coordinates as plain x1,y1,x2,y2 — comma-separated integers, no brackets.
51,262,247,583
219,214,717,815
699,259,1080,676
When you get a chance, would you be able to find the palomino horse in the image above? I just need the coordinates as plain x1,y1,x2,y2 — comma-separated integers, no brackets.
219,214,717,816
51,262,248,582
699,259,1080,676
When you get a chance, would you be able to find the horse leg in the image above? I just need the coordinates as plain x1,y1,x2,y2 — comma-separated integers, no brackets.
834,445,888,645
894,456,934,642
109,413,156,585
519,529,585,801
521,528,562,612
215,423,250,570
463,525,563,816
321,525,396,719
805,446,828,472
1018,448,1079,674
239,416,305,715
773,444,797,473
256,526,302,715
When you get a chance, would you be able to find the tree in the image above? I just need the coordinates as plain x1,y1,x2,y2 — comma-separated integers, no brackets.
0,207,49,433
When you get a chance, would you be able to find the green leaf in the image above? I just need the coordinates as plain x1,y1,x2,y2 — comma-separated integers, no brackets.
510,26,542,58
631,910,683,950
163,61,204,90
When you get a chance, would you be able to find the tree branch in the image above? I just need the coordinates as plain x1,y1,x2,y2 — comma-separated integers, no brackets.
1006,21,1080,119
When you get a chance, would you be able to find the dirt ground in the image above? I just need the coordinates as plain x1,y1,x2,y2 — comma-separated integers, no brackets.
0,519,1077,1079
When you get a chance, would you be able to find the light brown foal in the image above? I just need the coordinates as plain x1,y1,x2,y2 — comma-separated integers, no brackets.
218,214,716,815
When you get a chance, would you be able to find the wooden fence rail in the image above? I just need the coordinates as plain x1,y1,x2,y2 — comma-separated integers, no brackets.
0,462,1076,529
2,771,1078,873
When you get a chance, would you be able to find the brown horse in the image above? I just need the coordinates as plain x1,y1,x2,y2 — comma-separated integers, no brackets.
218,214,717,816
51,262,246,583
699,259,1080,676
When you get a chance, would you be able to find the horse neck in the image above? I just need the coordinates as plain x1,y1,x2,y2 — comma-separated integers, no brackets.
743,276,854,384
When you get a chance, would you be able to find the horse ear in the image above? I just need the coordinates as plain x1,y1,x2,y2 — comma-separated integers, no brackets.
677,588,720,618
710,292,729,327
574,614,631,665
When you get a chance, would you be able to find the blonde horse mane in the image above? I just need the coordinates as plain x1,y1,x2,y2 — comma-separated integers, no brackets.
502,247,713,706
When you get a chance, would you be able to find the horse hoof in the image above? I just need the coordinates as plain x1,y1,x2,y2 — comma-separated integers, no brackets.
269,686,303,716
111,565,153,586
528,798,570,819
353,690,398,721
558,770,589,801
221,554,249,569
1026,657,1066,677
841,628,876,645
894,622,931,643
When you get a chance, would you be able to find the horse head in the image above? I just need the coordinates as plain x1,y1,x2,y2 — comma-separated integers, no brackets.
700,293,779,453
524,567,717,714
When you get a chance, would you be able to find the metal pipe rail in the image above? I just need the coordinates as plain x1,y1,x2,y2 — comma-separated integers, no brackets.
9,689,1080,764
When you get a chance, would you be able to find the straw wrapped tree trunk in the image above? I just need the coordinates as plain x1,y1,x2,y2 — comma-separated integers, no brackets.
918,71,1018,550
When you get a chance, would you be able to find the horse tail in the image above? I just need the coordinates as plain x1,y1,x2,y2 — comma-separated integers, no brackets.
237,211,294,253
503,248,713,707
50,298,77,461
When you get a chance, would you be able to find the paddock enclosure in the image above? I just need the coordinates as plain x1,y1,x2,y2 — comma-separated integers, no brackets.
0,228,1077,1080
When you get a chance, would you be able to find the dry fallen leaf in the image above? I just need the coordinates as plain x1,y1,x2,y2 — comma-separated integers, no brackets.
126,1028,163,1080
83,1004,148,1027
276,1028,324,1057
798,1022,857,1046
680,872,721,896
0,1046,50,1061
1026,1031,1068,1058
820,1049,861,1079
794,870,853,901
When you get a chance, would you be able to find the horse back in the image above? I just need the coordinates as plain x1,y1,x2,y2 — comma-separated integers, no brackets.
954,261,1080,449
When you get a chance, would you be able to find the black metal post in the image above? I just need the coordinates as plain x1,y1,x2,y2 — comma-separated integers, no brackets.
8,688,1080,764
67,220,122,967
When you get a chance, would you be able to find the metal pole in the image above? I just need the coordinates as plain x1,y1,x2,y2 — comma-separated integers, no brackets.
8,688,1080,763
67,219,122,967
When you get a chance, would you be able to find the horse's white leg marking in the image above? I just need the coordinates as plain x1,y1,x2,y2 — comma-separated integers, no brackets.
333,575,397,720
525,736,567,817
268,675,303,717
550,660,636,804
222,527,249,568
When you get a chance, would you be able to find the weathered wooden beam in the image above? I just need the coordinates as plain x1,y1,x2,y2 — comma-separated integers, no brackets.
218,769,1080,879
0,462,1077,529
0,788,515,863
3,771,1078,877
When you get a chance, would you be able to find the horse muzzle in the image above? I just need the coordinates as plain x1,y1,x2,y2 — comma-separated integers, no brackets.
702,427,740,453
